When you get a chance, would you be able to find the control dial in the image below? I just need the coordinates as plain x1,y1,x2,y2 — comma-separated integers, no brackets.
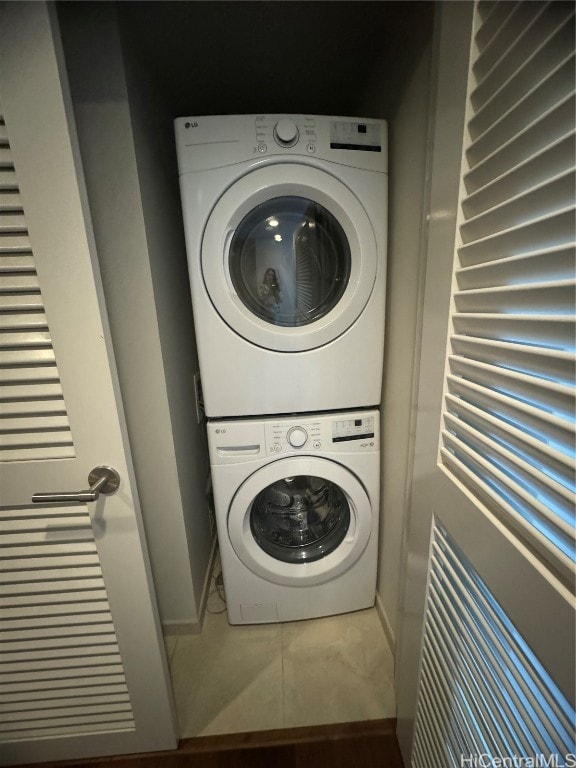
273,119,299,148
287,426,308,448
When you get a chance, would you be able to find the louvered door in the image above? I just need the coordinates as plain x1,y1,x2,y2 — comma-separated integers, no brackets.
396,2,575,765
0,128,76,464
0,3,177,764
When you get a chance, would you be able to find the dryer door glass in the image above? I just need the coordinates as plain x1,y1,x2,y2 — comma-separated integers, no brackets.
229,197,351,327
250,474,351,563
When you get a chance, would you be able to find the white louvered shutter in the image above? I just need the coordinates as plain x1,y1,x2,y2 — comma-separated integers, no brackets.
0,107,137,742
439,0,575,580
411,1,575,765
0,116,75,461
413,524,575,766
0,2,176,758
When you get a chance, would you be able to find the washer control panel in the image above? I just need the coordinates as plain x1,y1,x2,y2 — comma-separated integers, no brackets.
208,410,379,464
332,415,376,443
264,411,377,456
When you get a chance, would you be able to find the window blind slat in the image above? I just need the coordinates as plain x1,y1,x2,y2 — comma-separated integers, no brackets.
463,132,575,217
0,310,47,331
475,2,519,51
444,413,575,513
450,336,575,386
457,207,575,266
471,6,574,120
453,278,576,314
446,394,576,486
0,273,40,292
419,658,471,758
464,95,575,191
448,355,574,417
0,330,52,348
422,637,510,756
424,631,499,756
1,348,56,366
0,214,26,232
429,575,549,754
441,447,574,576
0,364,62,384
0,192,22,211
423,646,484,754
472,1,545,82
446,375,574,458
455,244,575,289
436,540,576,745
467,53,575,163
445,394,574,491
426,606,509,754
0,254,34,272
470,12,574,136
0,171,17,190
2,686,126,704
442,429,574,541
460,169,575,243
451,314,575,351
415,688,451,767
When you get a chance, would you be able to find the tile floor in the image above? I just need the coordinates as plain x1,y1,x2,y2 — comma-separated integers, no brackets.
165,597,396,739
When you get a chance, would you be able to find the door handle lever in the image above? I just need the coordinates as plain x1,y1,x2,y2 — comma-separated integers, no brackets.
32,465,120,503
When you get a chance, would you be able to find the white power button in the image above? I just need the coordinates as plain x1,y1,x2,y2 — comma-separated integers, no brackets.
287,426,308,448
273,119,299,147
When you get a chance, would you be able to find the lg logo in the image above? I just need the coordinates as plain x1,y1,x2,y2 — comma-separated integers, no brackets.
185,121,199,129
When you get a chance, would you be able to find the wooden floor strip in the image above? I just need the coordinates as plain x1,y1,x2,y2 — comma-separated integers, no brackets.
17,718,404,768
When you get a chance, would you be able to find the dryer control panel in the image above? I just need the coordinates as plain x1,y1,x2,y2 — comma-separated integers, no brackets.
174,114,388,174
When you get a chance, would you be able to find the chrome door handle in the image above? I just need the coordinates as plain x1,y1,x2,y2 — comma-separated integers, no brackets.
32,465,121,503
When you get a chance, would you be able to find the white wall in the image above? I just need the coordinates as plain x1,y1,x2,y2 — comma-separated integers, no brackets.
376,41,434,647
118,19,214,632
57,3,213,632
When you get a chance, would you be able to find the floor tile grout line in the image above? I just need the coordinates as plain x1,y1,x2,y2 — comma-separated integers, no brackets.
166,607,395,739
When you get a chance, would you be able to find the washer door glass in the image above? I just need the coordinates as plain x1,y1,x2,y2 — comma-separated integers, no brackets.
229,197,351,327
250,474,351,563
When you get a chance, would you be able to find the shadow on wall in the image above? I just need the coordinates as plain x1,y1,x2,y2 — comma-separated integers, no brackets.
116,0,435,118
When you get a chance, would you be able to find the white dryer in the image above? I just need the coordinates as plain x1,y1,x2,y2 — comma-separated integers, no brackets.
175,114,387,418
207,409,379,624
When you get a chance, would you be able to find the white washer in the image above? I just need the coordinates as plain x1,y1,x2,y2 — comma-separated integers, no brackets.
175,114,387,418
207,409,380,624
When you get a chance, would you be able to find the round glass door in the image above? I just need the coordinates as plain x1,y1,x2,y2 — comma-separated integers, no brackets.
227,455,372,586
229,197,351,328
201,164,378,352
250,474,351,563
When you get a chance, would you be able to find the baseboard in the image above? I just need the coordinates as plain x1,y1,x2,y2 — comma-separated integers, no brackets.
162,619,201,636
162,535,218,637
375,591,396,654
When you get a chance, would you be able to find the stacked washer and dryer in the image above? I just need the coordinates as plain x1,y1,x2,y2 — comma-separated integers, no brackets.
175,114,387,624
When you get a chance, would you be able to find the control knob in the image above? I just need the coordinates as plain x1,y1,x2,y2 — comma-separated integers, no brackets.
287,426,308,448
273,118,299,147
